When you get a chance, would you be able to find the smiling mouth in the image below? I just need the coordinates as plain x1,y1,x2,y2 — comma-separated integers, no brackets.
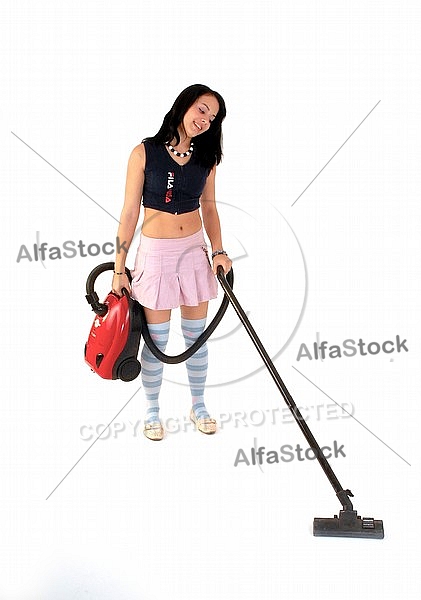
194,121,202,131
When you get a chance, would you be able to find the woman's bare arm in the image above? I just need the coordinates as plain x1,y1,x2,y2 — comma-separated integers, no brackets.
112,143,145,293
201,166,232,274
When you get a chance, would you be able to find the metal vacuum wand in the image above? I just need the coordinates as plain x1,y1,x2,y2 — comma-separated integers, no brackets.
216,266,384,539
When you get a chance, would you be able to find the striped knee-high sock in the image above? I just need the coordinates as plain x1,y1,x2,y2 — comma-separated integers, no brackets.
140,320,170,424
181,317,210,420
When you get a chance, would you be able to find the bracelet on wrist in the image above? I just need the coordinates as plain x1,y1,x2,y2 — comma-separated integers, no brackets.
114,271,125,275
211,249,227,259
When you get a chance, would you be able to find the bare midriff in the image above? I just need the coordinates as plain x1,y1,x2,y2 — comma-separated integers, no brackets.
141,207,203,239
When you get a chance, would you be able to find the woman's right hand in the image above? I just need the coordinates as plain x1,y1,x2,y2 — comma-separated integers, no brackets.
112,272,131,297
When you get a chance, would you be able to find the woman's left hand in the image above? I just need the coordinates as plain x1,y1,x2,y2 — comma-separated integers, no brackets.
212,253,232,275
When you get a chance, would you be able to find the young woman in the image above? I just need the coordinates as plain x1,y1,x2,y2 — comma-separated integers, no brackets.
112,84,232,441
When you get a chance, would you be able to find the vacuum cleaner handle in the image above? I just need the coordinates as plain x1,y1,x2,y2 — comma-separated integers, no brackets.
85,262,132,316
216,265,354,509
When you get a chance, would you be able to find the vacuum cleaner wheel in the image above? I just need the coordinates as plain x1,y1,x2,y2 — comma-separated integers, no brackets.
117,358,141,382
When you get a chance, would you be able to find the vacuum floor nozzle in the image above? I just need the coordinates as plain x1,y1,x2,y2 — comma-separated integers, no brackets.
313,510,384,539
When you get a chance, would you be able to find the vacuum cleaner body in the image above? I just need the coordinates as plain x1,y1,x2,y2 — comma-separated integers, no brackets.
84,290,142,382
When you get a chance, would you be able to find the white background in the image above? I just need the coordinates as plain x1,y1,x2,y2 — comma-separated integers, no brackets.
2,1,420,598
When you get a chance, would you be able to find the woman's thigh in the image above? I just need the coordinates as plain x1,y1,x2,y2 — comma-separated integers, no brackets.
142,301,208,323
143,307,172,324
180,301,208,320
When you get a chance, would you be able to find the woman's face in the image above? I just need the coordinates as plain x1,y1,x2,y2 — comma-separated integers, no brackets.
181,94,219,139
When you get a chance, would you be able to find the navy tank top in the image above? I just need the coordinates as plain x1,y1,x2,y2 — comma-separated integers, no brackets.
141,140,211,215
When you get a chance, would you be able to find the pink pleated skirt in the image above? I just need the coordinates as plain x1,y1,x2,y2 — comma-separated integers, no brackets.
130,229,218,310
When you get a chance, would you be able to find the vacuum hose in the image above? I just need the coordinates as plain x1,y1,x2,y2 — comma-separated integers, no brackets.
85,261,234,364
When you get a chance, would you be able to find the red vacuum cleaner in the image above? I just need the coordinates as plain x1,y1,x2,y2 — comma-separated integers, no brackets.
84,263,142,381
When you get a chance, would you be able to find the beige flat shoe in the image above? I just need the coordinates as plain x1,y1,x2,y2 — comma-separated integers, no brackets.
190,409,217,435
143,421,164,441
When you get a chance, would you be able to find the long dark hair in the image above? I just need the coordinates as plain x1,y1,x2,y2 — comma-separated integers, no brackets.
143,84,226,169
